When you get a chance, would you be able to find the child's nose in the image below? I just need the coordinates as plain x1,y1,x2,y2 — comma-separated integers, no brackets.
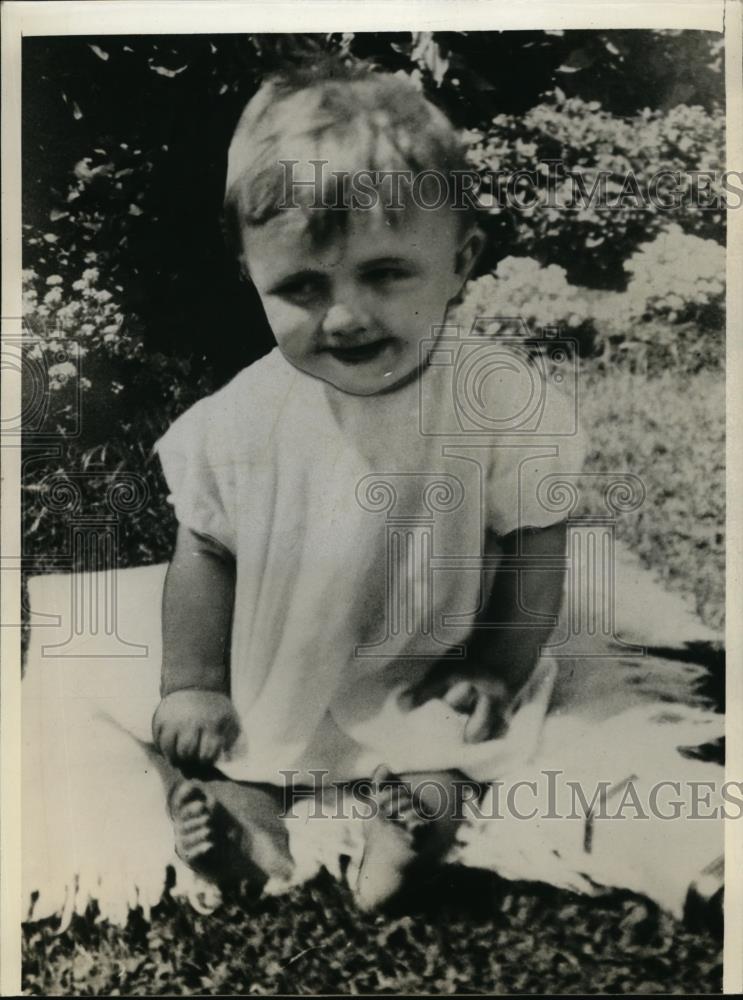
322,302,369,340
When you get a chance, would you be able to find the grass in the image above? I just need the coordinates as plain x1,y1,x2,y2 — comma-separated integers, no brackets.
578,363,724,633
21,358,725,995
23,874,722,995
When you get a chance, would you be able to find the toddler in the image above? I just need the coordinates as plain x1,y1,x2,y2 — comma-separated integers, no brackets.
151,59,585,908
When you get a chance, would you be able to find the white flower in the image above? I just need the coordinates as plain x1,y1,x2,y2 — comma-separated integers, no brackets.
454,257,589,333
46,275,63,286
47,361,77,388
618,226,725,321
514,139,538,158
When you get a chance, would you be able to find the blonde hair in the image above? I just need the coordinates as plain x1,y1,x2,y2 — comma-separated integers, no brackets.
223,58,477,253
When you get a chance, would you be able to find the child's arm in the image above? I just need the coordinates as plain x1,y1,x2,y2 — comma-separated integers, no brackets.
408,520,567,743
152,524,241,766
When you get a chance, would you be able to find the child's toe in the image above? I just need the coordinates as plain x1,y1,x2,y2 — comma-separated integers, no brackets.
176,816,215,862
179,814,211,834
378,786,409,821
169,780,213,819
371,763,397,785
180,839,214,862
169,779,203,810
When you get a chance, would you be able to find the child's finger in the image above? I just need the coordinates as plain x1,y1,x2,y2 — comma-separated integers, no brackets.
442,681,479,713
175,728,198,760
464,693,502,744
158,727,177,762
192,728,204,762
199,732,221,763
221,713,240,748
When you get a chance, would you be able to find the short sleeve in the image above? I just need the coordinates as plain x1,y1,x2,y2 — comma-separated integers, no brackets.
487,375,587,536
155,391,238,554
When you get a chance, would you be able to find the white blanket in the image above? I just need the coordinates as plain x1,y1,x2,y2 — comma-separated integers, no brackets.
22,554,724,929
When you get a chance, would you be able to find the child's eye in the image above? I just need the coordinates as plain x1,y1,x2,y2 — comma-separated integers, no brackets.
364,267,412,285
274,277,326,306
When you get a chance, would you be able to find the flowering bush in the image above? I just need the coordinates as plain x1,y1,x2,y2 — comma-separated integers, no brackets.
450,225,724,373
21,32,726,600
21,242,216,439
21,250,214,576
590,226,725,370
22,258,127,441
24,263,128,385
467,93,725,288
450,256,591,335
615,225,725,327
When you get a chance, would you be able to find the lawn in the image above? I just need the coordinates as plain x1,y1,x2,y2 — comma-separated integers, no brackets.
579,363,724,633
21,360,725,995
23,874,722,995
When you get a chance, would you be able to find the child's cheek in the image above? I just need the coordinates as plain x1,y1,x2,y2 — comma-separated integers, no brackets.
264,300,317,356
402,287,449,336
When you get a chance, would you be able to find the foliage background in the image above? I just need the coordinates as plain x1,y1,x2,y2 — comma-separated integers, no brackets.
21,29,725,994
22,30,726,633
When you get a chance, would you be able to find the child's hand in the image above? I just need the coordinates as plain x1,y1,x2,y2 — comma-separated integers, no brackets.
402,665,515,744
152,689,241,767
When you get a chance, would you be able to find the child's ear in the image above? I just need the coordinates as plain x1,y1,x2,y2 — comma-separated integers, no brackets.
453,225,486,290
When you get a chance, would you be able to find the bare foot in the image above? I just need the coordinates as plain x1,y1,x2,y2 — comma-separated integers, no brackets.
166,776,294,893
168,780,219,870
351,765,432,912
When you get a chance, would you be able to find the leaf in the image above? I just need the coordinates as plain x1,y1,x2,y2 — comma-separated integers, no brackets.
72,950,95,981
561,47,595,71
149,64,188,79
410,32,449,86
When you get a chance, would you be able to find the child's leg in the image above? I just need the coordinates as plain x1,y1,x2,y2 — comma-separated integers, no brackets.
351,765,481,912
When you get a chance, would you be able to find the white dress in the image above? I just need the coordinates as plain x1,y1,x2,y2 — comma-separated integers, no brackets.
155,345,586,784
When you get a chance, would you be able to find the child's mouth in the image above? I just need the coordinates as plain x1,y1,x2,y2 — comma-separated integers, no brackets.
324,338,394,365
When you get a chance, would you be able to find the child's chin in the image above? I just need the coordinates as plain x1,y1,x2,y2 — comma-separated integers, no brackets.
325,369,415,396
306,360,419,396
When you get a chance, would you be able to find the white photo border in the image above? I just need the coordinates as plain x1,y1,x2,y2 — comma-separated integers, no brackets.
2,2,740,995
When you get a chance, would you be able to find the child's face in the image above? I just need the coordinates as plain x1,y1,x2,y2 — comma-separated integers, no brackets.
241,205,480,395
